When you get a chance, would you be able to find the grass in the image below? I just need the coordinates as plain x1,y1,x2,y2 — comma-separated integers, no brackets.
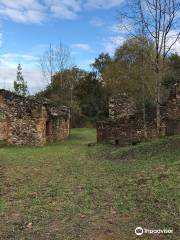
0,128,179,240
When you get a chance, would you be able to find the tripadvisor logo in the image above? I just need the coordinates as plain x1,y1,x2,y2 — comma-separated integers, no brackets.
135,226,173,236
135,227,143,236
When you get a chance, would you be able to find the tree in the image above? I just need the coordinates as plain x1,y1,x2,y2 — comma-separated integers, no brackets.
14,64,28,96
163,53,180,90
102,37,157,138
138,0,180,134
36,67,89,127
39,43,72,84
74,72,108,122
118,0,180,135
103,37,156,102
117,4,157,138
91,53,111,76
40,67,87,105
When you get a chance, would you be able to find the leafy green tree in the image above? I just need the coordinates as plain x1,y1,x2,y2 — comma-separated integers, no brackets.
74,72,108,121
118,0,180,135
39,67,87,105
36,67,89,127
14,64,28,96
91,53,111,76
102,37,156,105
163,53,180,89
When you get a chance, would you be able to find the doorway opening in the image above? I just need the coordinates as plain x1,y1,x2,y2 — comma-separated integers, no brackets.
46,121,51,136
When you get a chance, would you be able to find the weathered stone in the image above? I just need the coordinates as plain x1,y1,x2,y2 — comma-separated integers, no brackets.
0,89,70,145
97,83,180,145
109,93,137,120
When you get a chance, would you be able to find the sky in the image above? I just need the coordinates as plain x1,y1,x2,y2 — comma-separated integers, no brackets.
0,0,179,94
0,0,127,93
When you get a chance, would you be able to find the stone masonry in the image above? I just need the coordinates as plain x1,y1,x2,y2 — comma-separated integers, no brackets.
97,83,180,145
0,89,70,145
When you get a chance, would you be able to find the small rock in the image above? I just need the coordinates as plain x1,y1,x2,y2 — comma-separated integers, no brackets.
26,222,33,229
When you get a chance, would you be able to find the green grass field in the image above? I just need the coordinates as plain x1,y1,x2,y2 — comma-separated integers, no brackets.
0,128,179,240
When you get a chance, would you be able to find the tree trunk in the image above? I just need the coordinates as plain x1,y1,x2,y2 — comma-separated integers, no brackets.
142,81,148,139
156,66,161,136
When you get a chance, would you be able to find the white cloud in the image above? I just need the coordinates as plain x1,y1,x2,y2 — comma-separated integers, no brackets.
104,35,125,55
49,0,82,19
90,17,105,27
166,31,180,54
111,36,125,45
85,0,124,9
0,0,43,10
71,43,90,51
2,53,38,62
0,52,45,94
0,0,82,23
23,68,45,93
0,0,46,23
104,31,180,56
172,39,180,54
78,58,94,70
0,0,125,24
50,5,77,19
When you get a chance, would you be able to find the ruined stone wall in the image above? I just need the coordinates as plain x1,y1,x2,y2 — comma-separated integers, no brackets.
99,94,139,144
97,83,180,145
97,114,158,145
0,90,70,145
109,94,137,120
7,117,45,145
51,118,70,142
97,93,157,144
164,83,180,136
45,105,70,142
0,97,8,142
0,90,47,145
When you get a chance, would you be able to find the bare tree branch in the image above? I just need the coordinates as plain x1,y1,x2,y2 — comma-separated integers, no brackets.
39,43,72,85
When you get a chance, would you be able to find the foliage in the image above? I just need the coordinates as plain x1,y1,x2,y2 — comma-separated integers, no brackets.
163,53,180,89
38,68,108,127
74,72,108,120
91,53,111,76
37,37,180,127
38,67,87,106
14,64,28,96
102,37,156,105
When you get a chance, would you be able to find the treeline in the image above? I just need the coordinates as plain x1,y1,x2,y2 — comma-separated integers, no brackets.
12,1,180,133
37,37,180,128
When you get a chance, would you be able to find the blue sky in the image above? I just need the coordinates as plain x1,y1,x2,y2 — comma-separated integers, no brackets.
0,0,126,93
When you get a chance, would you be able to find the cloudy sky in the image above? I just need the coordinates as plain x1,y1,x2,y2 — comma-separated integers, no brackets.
0,0,179,94
0,0,127,93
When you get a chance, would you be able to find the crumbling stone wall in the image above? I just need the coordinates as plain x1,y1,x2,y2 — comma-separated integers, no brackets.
45,106,70,143
109,94,137,120
97,83,180,145
164,83,180,136
0,90,70,145
97,113,157,145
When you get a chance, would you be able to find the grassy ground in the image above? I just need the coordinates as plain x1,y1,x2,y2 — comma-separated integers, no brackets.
0,128,179,240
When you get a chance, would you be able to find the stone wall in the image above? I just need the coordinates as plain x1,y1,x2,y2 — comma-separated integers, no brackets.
97,83,180,145
97,113,157,145
0,90,70,145
45,118,70,143
109,94,137,120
